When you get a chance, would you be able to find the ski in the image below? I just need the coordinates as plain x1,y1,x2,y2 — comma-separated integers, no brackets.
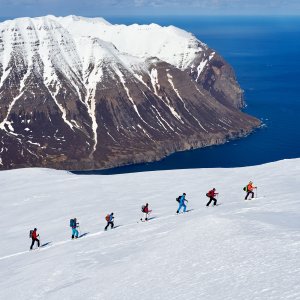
245,197,265,201
176,209,194,215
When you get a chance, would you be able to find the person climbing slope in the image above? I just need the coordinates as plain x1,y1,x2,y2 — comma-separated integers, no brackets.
70,218,79,239
244,181,257,200
141,203,152,221
29,228,40,250
104,213,114,231
206,188,218,206
176,193,188,214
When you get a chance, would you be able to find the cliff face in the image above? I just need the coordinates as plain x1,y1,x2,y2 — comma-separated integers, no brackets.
0,16,260,170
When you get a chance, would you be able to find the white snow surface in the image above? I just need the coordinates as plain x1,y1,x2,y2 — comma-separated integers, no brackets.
0,15,206,76
0,159,300,299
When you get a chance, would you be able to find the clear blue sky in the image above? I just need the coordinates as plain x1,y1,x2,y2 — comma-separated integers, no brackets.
0,0,299,18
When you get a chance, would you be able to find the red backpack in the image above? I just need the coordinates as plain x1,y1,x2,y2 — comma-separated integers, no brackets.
105,214,110,222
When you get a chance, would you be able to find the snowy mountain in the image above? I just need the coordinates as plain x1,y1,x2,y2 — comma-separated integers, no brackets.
0,15,260,170
0,159,299,299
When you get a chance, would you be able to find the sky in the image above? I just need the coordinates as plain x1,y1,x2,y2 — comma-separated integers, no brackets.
0,0,300,18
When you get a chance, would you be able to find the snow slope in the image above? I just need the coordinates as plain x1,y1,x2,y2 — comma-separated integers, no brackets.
52,15,206,69
0,159,299,299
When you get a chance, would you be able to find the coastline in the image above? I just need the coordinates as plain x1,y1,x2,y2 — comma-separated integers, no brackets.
73,117,261,172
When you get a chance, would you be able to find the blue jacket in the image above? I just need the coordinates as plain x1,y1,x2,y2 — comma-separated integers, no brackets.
110,214,114,222
180,195,186,205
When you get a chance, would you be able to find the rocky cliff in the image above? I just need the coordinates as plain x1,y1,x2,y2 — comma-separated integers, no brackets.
0,15,260,170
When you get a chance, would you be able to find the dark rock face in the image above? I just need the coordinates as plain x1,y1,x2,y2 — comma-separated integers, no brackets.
0,16,261,170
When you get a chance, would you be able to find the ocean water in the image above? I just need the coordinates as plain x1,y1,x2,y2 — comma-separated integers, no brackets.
1,16,300,173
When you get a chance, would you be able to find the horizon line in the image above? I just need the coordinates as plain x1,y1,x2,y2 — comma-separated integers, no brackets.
1,13,300,19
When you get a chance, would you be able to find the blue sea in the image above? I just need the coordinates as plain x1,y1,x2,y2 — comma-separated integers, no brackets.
1,16,300,173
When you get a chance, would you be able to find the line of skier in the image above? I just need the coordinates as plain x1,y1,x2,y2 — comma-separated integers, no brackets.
29,181,257,250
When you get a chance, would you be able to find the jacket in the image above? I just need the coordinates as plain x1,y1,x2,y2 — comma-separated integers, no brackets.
247,183,254,192
208,190,217,197
180,195,186,205
32,230,38,239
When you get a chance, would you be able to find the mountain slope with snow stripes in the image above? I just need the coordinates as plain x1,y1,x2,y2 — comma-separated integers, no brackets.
0,15,259,170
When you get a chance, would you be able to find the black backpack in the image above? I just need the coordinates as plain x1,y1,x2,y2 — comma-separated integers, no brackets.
243,186,248,192
70,219,75,227
176,196,181,203
141,205,145,212
29,230,33,238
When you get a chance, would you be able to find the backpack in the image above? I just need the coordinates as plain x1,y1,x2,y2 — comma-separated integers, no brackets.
206,193,210,197
176,196,181,203
70,219,75,228
29,230,33,238
243,186,248,192
105,214,110,222
141,205,145,212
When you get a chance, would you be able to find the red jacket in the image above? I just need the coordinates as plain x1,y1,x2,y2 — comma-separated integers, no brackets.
144,205,149,213
32,231,38,239
208,190,217,197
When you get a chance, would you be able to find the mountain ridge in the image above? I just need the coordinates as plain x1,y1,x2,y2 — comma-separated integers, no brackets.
0,15,260,170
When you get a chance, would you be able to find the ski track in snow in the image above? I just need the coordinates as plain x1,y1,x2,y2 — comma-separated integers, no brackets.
0,208,203,262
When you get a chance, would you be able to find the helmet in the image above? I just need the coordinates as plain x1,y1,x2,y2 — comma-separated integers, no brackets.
111,212,114,215
34,228,37,231
213,188,216,191
183,193,186,195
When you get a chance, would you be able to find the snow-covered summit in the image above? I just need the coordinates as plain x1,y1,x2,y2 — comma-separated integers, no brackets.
0,15,205,69
54,15,112,26
55,15,206,69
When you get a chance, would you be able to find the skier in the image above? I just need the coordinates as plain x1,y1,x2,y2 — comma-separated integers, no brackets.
244,181,257,200
70,218,79,239
176,193,188,214
141,203,152,221
30,228,40,250
206,188,218,206
104,213,114,231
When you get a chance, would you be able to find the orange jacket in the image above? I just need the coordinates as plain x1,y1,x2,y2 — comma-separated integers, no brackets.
247,183,255,191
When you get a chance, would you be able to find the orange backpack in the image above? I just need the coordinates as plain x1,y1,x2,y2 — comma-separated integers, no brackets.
105,214,110,222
